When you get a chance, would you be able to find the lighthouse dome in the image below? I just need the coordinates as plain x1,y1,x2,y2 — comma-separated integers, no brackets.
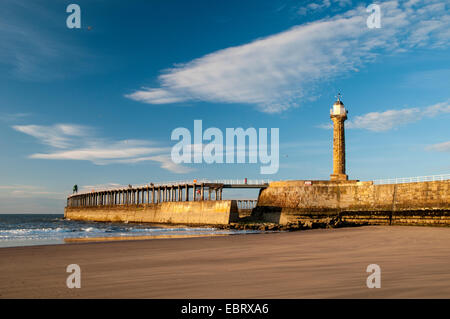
331,98,347,116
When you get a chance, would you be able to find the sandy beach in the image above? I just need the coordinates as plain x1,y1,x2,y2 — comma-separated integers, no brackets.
1,226,450,299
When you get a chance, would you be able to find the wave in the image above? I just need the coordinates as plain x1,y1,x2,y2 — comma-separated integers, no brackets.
0,219,254,244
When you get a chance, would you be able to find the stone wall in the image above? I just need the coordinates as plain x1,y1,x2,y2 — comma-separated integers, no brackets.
253,180,450,225
65,200,239,225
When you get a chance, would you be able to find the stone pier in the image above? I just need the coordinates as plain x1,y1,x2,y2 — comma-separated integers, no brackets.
252,180,450,226
65,200,239,225
64,181,264,225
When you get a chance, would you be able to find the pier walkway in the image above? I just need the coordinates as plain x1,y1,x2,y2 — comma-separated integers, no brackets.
67,179,270,208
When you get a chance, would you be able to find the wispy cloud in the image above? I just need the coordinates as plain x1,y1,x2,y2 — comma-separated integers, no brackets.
318,100,450,132
126,0,449,113
141,155,193,174
0,0,92,80
426,141,450,152
297,0,351,16
0,185,39,190
12,124,88,148
29,141,166,162
0,112,31,122
0,185,65,199
346,107,422,132
12,123,190,173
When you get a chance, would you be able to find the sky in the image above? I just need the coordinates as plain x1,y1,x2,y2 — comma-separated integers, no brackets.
0,0,449,213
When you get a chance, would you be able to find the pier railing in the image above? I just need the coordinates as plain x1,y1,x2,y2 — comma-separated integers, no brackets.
373,174,450,185
67,180,269,208
74,179,272,195
236,199,258,210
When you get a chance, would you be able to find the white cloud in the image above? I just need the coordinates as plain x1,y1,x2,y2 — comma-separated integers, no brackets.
126,88,187,104
426,141,450,152
297,0,353,16
30,146,165,161
298,0,335,16
142,155,193,174
316,123,333,130
126,0,450,113
12,124,88,148
0,184,64,199
12,123,190,173
422,101,450,117
320,100,450,132
346,107,421,131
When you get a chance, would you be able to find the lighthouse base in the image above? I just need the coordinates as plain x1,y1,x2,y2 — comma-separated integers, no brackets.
330,173,348,181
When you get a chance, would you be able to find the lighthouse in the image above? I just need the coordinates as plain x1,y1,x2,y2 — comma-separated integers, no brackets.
330,94,348,181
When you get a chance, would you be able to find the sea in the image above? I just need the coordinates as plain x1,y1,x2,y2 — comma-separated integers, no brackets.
0,214,257,248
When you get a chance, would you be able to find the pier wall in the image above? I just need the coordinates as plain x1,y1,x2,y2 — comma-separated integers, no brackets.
65,200,239,225
253,180,450,226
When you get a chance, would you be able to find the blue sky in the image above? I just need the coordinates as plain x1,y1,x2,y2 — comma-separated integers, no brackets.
0,0,449,213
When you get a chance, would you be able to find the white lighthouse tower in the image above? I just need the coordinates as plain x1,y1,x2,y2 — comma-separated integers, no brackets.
330,93,348,181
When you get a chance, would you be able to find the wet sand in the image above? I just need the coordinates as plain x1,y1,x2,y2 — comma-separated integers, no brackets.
63,233,230,243
1,226,450,298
